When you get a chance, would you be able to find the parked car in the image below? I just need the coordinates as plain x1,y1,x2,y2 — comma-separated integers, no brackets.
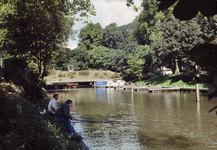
147,73,155,77
161,69,172,76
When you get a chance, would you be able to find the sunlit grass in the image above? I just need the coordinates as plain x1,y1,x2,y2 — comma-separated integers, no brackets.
135,75,209,88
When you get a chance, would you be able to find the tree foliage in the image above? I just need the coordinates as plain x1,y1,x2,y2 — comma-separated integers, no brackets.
127,54,144,81
55,48,89,71
0,0,95,80
102,23,125,49
78,22,103,50
135,45,155,72
150,16,204,71
131,0,171,45
88,46,114,69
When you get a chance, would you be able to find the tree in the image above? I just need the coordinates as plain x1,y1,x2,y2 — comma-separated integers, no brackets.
150,15,204,72
127,54,144,81
0,0,95,80
118,22,136,48
88,46,114,69
55,47,89,71
126,0,216,20
131,0,170,45
110,42,138,80
135,45,155,73
78,23,103,50
102,23,125,49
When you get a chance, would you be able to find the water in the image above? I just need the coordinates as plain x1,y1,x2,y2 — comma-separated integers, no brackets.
48,88,217,150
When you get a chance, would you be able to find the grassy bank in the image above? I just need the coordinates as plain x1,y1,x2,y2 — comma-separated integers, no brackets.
45,69,121,82
134,75,209,88
0,83,82,150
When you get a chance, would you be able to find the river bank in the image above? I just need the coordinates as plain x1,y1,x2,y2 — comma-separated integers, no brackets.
134,75,209,88
0,82,84,150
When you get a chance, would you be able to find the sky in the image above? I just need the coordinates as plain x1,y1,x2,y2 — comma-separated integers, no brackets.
67,0,141,49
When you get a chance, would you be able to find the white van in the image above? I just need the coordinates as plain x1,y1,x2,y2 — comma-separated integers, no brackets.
161,68,172,76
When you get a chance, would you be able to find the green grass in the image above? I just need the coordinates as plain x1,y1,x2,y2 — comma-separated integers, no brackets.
135,75,209,88
110,74,120,79
78,70,89,76
94,73,99,76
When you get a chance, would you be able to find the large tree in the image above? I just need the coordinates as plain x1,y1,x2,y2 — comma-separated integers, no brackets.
135,45,155,73
127,54,144,82
78,22,103,50
0,0,95,80
102,23,125,49
131,0,170,45
150,15,204,72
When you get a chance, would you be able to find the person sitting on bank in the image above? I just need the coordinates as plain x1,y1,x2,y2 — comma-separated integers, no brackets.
48,93,59,115
55,100,78,136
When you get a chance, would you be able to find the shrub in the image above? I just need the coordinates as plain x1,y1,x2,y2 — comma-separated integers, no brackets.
68,72,76,75
47,69,56,75
103,72,108,75
68,72,75,79
94,73,99,76
62,73,66,77
110,74,120,79
58,72,62,77
0,84,82,150
3,57,46,102
79,70,89,76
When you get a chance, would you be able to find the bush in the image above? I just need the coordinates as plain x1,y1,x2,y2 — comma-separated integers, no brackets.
68,72,76,75
79,70,89,76
3,57,46,102
68,72,75,79
110,74,120,79
47,69,56,75
94,73,99,76
103,72,108,75
58,72,62,77
62,73,66,77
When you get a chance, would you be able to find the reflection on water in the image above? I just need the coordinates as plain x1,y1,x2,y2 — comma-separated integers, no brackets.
48,88,217,150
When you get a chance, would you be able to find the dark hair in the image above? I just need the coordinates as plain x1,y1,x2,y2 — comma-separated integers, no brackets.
53,94,59,98
66,99,72,104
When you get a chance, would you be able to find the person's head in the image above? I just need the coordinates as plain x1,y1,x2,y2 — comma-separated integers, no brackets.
66,99,73,107
53,94,59,100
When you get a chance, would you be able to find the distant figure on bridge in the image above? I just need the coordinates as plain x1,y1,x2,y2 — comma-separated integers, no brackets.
55,100,78,136
48,93,59,115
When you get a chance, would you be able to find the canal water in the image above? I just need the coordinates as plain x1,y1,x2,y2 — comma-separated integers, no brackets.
48,88,217,150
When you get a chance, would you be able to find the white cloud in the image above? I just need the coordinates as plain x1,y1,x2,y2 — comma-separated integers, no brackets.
91,0,140,27
68,0,141,48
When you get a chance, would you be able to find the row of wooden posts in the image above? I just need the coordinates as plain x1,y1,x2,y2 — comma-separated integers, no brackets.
93,81,201,102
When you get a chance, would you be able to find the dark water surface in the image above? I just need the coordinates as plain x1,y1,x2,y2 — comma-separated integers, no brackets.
48,88,217,150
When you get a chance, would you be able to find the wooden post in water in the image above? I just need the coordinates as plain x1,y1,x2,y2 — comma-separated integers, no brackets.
183,85,185,93
108,82,110,89
101,81,102,88
131,83,133,93
94,81,96,88
196,84,200,102
118,82,120,90
164,84,166,87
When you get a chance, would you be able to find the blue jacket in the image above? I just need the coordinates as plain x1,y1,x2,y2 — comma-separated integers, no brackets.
55,103,72,120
